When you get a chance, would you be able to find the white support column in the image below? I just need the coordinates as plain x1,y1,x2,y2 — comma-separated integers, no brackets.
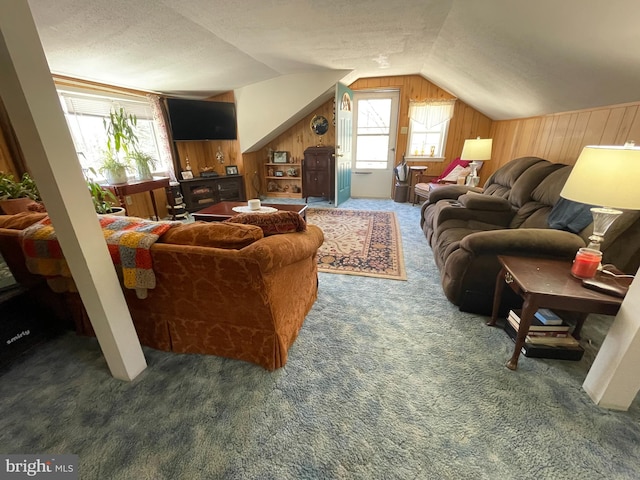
0,1,146,381
583,269,640,410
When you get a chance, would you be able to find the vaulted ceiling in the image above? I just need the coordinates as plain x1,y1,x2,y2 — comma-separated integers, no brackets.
28,0,640,120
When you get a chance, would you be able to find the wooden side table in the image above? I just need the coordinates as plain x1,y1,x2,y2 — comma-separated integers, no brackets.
104,177,174,220
408,166,427,204
488,255,623,370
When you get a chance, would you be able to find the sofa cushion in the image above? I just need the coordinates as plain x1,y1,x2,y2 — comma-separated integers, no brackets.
224,211,307,236
482,156,546,199
0,212,47,230
159,221,264,249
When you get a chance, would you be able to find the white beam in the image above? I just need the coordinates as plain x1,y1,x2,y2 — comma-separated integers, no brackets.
0,0,146,381
583,268,640,410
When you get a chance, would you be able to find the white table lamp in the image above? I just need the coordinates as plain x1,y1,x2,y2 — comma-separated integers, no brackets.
460,137,492,187
560,142,640,251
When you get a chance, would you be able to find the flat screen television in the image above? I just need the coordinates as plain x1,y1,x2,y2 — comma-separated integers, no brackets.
166,98,237,141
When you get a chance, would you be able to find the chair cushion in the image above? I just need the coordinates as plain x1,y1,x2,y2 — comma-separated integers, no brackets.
441,165,470,183
414,183,431,196
438,158,470,181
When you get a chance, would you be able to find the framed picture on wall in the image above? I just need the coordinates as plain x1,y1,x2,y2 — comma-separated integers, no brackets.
273,151,288,163
225,165,239,175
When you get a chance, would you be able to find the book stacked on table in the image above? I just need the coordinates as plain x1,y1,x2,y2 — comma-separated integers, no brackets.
504,309,584,360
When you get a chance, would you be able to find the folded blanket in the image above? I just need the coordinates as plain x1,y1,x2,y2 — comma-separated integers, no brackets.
21,215,179,298
548,197,594,233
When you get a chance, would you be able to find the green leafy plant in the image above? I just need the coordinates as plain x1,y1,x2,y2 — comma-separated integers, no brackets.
127,150,158,181
0,172,41,201
98,149,132,181
99,107,140,184
85,168,119,214
103,107,139,156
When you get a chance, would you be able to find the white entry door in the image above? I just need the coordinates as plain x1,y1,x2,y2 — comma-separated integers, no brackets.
351,90,400,198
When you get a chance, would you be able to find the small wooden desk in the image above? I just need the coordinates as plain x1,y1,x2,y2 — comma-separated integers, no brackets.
192,201,308,222
104,177,173,220
488,255,623,370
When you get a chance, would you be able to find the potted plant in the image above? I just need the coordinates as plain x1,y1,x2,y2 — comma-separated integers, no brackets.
127,150,157,181
99,149,131,185
99,107,138,185
0,172,42,214
85,169,125,215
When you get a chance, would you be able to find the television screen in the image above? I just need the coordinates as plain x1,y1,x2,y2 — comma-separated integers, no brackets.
166,98,237,141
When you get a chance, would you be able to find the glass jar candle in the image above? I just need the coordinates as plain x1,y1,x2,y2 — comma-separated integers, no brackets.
571,248,602,279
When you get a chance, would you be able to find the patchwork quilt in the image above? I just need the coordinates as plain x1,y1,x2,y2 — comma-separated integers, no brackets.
21,215,178,298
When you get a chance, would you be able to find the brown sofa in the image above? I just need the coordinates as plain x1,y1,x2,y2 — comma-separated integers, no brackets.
421,156,640,313
0,212,324,370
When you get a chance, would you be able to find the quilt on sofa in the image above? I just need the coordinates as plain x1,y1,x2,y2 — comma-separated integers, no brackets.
22,215,178,298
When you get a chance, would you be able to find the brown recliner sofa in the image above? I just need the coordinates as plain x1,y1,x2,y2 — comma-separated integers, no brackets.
0,212,324,370
420,156,640,314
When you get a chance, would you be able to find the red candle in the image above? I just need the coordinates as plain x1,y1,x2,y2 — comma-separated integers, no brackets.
571,248,602,279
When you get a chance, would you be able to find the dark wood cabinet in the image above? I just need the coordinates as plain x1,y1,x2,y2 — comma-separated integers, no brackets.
179,175,246,212
303,146,335,203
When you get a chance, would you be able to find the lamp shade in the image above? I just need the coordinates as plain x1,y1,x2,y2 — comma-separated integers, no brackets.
560,145,640,210
460,137,492,161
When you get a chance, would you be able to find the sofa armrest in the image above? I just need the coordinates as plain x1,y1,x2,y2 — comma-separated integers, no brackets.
459,228,586,257
426,185,482,205
458,192,511,212
244,225,325,272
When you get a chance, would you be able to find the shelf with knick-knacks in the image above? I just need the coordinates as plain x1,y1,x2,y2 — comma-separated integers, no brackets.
264,155,303,198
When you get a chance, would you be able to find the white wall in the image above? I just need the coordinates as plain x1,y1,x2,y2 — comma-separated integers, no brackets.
235,70,351,153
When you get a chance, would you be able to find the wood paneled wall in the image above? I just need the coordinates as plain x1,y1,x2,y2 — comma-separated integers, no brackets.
350,75,492,181
6,74,639,209
486,101,640,180
242,100,336,199
173,91,243,181
0,98,24,176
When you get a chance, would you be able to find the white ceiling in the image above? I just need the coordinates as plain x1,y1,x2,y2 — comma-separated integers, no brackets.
27,0,640,120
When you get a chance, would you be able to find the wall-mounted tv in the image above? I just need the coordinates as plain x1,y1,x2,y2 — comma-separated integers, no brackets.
166,98,237,141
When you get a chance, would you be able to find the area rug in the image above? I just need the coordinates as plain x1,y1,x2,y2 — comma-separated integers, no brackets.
307,208,406,280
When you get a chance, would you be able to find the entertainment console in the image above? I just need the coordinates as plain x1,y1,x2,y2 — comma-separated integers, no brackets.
179,175,246,212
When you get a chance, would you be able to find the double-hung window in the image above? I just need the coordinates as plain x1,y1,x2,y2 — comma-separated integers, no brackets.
58,89,173,181
406,99,455,160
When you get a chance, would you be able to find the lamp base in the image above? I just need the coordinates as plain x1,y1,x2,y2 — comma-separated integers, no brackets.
465,161,481,187
586,207,623,251
465,175,480,187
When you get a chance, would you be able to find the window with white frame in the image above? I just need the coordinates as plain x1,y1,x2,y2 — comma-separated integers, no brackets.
58,89,172,181
406,99,455,159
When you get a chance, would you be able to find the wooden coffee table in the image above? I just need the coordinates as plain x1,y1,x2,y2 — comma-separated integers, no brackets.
192,201,308,222
488,255,624,370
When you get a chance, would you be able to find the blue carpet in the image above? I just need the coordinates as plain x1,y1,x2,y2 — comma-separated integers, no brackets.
0,198,639,479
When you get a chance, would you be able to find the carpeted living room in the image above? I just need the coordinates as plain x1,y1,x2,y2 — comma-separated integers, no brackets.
1,197,639,478
2,1,640,479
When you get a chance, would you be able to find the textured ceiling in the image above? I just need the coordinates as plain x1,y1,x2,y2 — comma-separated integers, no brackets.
27,0,640,120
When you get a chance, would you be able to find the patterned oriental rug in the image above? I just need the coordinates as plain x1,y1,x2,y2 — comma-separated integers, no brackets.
307,208,407,280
